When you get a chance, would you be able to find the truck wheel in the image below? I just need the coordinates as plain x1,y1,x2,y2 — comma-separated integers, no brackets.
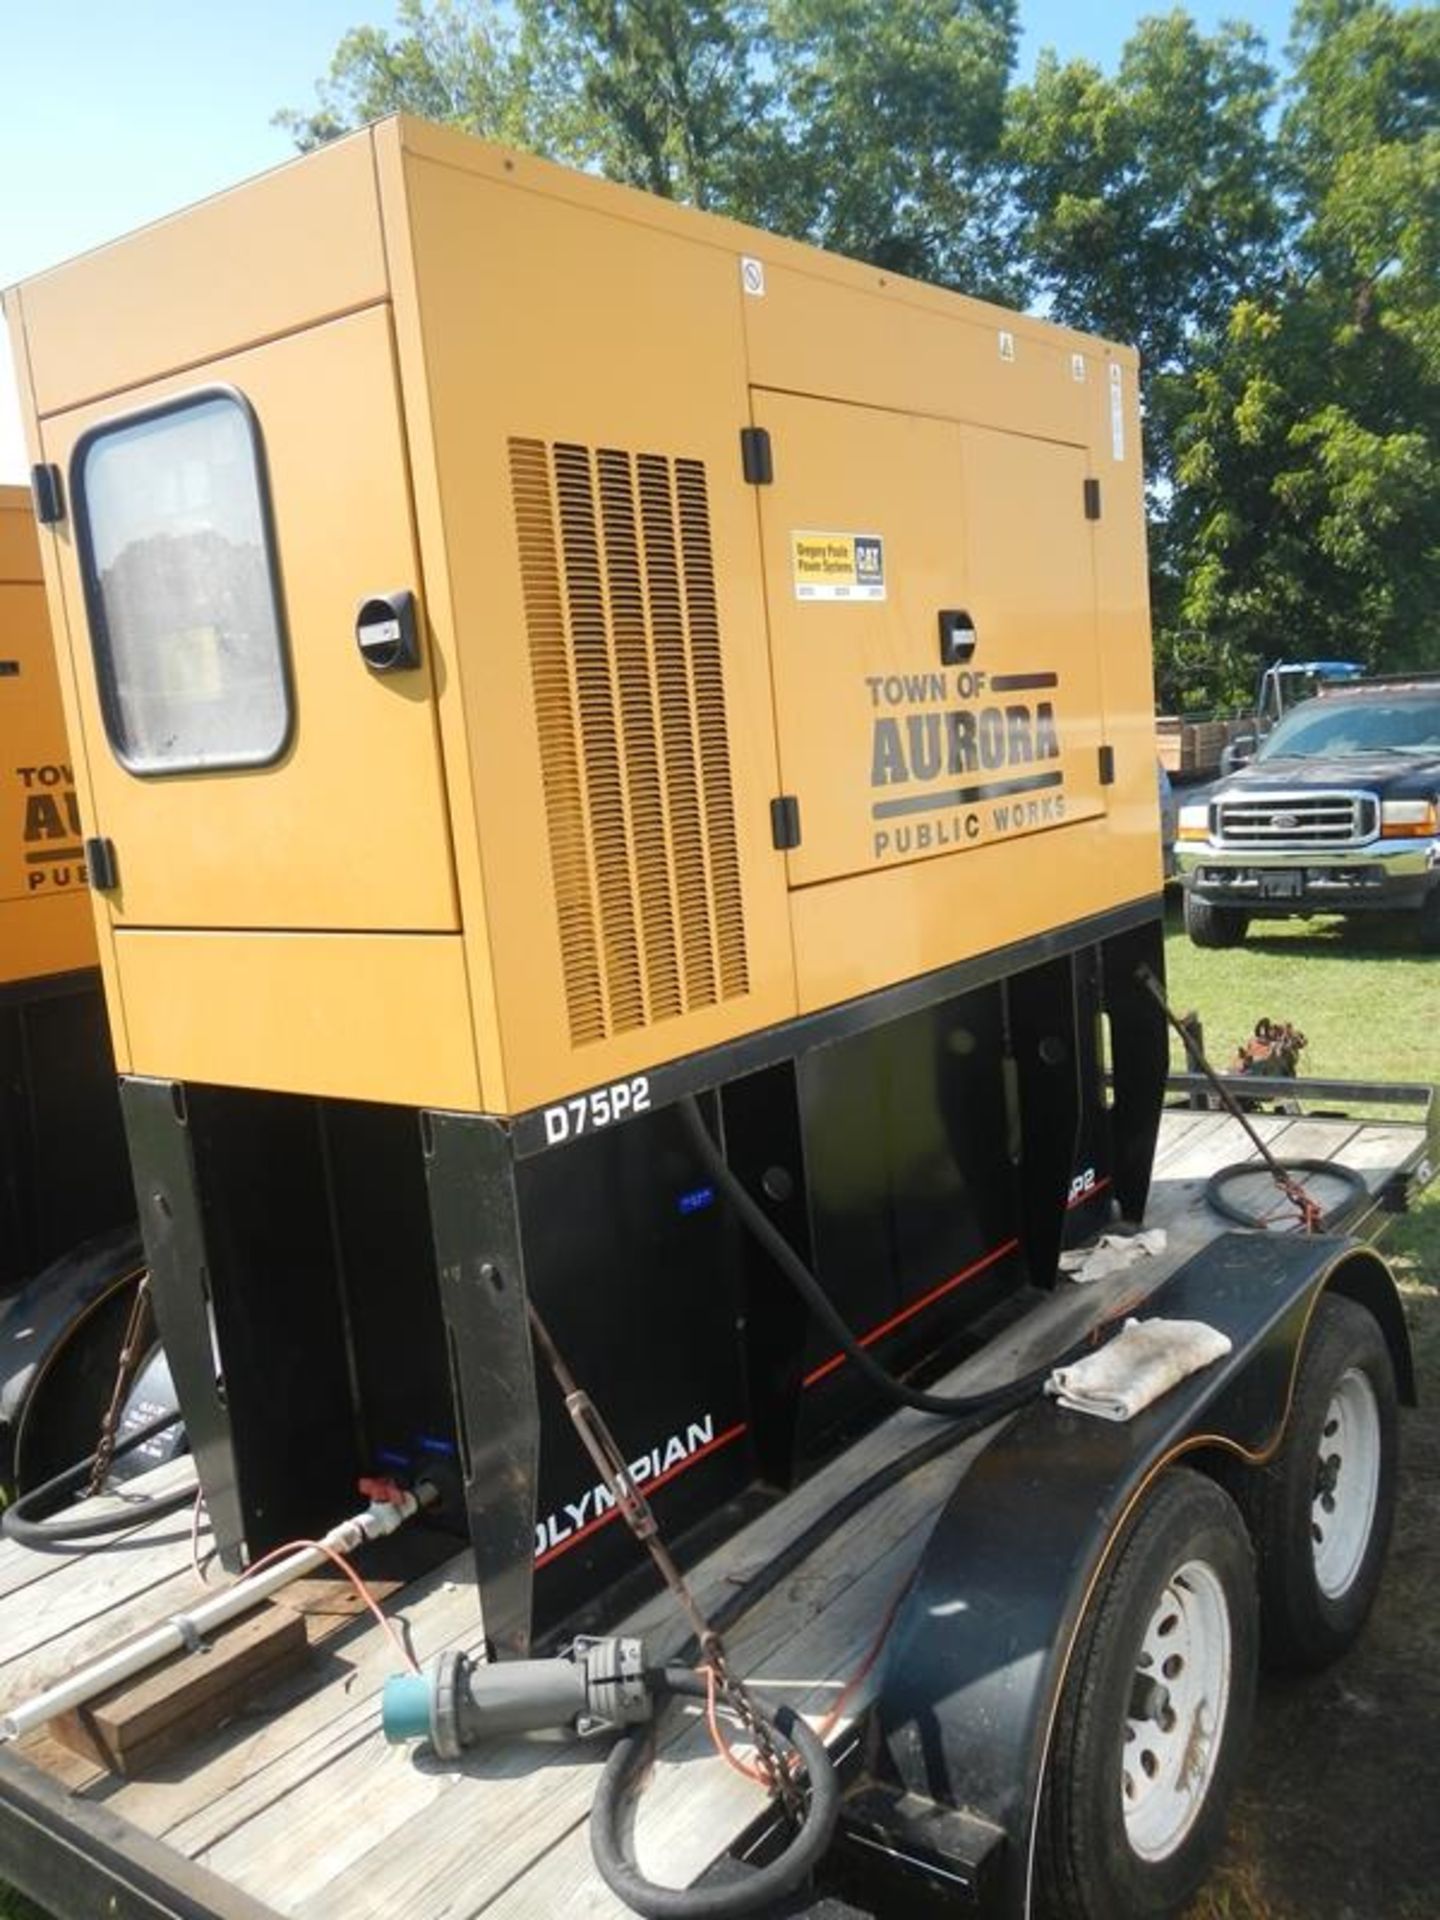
1419,889,1440,953
1037,1469,1257,1919
1183,894,1249,949
1238,1294,1397,1672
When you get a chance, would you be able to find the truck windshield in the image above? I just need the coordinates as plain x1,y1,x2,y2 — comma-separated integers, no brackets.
1258,698,1440,761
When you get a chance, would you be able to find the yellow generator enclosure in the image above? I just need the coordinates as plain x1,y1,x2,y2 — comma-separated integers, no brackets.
0,486,94,987
6,118,1158,1123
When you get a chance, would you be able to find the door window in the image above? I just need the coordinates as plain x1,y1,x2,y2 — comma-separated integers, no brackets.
72,389,290,773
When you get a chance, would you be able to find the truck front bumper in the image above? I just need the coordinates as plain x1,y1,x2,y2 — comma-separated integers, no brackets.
1177,839,1439,913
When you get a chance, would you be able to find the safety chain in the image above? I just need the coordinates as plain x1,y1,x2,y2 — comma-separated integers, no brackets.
527,1301,803,1817
85,1274,156,1498
1137,966,1322,1233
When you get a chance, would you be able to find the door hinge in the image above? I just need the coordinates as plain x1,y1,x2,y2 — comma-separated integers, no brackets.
31,463,65,525
1098,745,1115,786
85,836,119,891
741,427,774,486
1083,477,1101,521
770,795,801,850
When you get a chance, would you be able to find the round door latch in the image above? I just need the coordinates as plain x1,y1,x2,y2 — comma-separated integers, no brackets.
356,590,421,673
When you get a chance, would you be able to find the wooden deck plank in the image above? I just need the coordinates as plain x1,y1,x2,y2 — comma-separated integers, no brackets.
0,1457,198,1605
1332,1123,1430,1182
1148,1108,1223,1170
1261,1116,1364,1163
129,1563,481,1847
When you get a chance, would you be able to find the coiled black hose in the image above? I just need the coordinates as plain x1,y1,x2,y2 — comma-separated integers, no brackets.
2,1410,188,1549
681,1096,1099,1425
590,1667,840,1919
1204,1157,1367,1231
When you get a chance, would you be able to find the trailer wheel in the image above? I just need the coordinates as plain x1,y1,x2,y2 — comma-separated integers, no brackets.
1241,1294,1397,1672
1183,894,1249,949
1037,1469,1257,1919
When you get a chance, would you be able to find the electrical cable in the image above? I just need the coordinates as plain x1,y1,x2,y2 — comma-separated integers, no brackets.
590,1667,840,1920
1,1410,188,1548
236,1532,421,1675
681,1096,1107,1425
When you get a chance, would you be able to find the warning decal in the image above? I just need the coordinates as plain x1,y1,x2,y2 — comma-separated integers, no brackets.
792,531,886,602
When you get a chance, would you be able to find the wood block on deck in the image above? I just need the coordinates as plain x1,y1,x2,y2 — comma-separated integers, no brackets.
52,1602,309,1777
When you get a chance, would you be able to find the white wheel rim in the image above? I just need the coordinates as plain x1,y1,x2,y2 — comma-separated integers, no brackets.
1122,1558,1233,1862
1312,1367,1381,1600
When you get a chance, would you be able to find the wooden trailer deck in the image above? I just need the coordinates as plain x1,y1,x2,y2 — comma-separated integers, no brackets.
0,1101,1432,1920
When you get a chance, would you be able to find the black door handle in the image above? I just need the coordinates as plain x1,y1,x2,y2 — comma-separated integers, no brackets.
939,610,976,665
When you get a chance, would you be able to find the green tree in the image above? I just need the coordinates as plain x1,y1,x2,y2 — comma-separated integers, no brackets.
1170,1,1440,678
276,0,1021,294
1007,14,1282,380
273,0,534,151
761,0,1023,297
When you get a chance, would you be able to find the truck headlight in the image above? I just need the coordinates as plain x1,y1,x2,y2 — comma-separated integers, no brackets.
1176,802,1210,843
1380,798,1439,838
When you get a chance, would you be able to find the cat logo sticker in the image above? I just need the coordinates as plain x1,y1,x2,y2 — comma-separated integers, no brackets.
792,531,886,602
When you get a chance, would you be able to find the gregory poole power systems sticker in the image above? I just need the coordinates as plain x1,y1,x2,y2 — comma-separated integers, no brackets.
792,530,886,601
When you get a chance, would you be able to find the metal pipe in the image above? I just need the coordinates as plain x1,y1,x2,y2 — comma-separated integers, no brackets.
0,1483,431,1741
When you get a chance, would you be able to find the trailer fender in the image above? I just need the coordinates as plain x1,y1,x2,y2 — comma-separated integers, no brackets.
0,1226,175,1494
872,1231,1408,1916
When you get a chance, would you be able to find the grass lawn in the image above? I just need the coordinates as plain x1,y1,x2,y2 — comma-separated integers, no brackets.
1162,900,1440,1088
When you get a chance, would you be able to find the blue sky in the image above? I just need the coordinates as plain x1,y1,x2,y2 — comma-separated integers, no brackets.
0,0,1296,479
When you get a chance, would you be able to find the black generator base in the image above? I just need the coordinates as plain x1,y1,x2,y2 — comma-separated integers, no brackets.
123,911,1167,1652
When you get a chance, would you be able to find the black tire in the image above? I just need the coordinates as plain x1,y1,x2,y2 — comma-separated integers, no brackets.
1184,892,1250,949
1420,888,1440,954
1,1230,148,1496
1237,1294,1398,1672
1036,1470,1258,1919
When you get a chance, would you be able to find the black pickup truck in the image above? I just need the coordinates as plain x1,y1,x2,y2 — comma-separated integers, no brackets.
1176,679,1440,949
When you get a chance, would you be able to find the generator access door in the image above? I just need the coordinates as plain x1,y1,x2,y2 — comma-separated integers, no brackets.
752,392,1106,889
39,306,458,933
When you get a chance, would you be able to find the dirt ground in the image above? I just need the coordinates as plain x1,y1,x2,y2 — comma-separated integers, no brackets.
1185,1252,1440,1920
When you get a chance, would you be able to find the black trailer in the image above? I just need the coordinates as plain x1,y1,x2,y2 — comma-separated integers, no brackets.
0,1092,1429,1920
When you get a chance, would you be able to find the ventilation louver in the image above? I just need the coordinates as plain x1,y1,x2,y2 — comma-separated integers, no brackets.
510,438,749,1046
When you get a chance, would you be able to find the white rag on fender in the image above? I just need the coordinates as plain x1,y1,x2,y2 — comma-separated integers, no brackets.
1046,1317,1232,1423
1058,1227,1167,1284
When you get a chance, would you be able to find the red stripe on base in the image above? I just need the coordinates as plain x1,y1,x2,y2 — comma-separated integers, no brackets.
802,1236,1022,1389
1066,1175,1113,1211
534,1420,750,1569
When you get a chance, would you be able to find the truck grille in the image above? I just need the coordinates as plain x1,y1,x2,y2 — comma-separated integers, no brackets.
1214,791,1377,848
